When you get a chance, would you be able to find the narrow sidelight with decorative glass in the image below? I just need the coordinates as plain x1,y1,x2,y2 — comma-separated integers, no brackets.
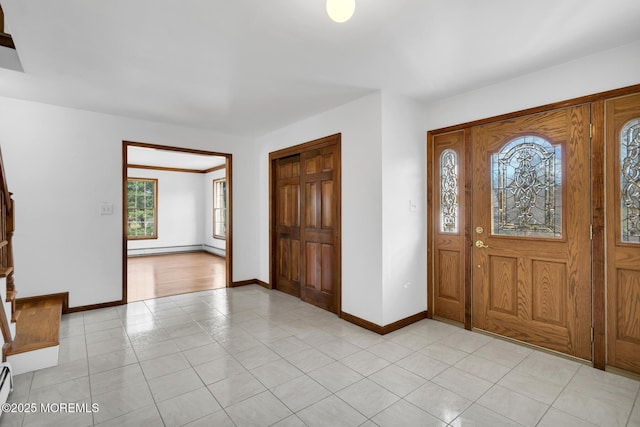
440,149,459,233
621,119,640,243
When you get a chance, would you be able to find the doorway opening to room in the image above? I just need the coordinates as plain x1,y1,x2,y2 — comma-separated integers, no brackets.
122,141,232,302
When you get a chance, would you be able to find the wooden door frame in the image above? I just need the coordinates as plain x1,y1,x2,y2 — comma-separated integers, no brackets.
269,133,342,314
122,141,233,303
427,83,640,370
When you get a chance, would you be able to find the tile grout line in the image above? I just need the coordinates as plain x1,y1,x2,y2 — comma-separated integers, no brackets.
626,385,640,427
82,311,99,427
28,286,640,427
536,359,583,427
118,305,169,427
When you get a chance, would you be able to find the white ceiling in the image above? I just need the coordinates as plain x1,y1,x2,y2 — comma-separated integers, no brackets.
128,146,225,170
1,0,639,136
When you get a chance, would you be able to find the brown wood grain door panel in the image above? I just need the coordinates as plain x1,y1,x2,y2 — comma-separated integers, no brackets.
605,93,640,373
275,154,301,297
270,134,341,314
300,145,340,313
471,106,592,360
432,130,467,323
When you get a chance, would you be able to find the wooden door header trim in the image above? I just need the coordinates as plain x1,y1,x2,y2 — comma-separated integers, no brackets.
127,164,205,174
269,133,341,161
428,83,640,135
124,140,230,158
126,163,226,174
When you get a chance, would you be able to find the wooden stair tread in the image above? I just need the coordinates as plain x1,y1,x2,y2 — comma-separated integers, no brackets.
7,299,62,356
0,266,13,278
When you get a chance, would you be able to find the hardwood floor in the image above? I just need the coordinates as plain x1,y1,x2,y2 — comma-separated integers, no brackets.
127,251,226,302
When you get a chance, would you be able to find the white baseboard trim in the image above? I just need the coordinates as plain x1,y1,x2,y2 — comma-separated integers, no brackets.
203,244,226,257
127,244,204,257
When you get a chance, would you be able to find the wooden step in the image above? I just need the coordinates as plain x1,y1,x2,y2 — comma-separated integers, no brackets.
0,266,13,278
6,298,62,356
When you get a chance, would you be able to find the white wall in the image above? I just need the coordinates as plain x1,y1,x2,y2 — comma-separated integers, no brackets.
380,93,426,325
2,38,637,317
0,45,22,72
204,168,227,256
256,91,427,326
0,97,257,307
424,40,640,130
256,92,385,325
127,168,205,256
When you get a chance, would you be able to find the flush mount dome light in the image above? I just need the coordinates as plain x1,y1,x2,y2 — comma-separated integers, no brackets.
326,0,355,23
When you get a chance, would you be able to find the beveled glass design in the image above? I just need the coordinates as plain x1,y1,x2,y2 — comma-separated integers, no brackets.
492,136,562,238
440,149,458,233
621,119,640,243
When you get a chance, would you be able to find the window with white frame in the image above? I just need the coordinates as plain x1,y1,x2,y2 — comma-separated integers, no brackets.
213,178,227,239
127,178,157,239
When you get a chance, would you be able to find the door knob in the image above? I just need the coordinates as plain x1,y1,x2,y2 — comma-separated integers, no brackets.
475,240,489,248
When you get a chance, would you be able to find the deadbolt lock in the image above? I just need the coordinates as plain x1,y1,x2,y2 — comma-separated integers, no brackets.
475,226,484,234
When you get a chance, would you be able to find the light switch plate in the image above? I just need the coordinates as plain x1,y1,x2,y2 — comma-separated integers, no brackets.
99,202,114,215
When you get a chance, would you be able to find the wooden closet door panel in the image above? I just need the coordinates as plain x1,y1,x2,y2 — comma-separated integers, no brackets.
300,144,340,313
275,155,301,297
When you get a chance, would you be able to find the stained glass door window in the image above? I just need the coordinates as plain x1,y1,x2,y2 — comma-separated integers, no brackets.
440,149,458,233
491,136,562,238
621,119,640,243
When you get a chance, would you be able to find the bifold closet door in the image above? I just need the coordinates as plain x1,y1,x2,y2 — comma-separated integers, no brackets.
272,135,342,314
300,144,341,314
274,154,302,297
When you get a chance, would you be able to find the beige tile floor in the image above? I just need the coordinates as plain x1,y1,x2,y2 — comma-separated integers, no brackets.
1,285,639,426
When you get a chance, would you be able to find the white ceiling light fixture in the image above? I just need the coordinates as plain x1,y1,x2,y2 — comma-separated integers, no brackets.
326,0,355,23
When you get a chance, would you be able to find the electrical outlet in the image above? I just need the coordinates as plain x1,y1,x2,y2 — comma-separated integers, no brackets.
409,200,417,212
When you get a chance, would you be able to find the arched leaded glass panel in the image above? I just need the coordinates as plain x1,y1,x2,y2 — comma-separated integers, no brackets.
621,118,640,243
491,136,562,238
440,149,458,233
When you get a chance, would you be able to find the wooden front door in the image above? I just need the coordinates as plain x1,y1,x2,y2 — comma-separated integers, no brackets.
271,134,342,314
605,93,640,373
275,154,302,297
432,130,467,324
471,106,592,360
